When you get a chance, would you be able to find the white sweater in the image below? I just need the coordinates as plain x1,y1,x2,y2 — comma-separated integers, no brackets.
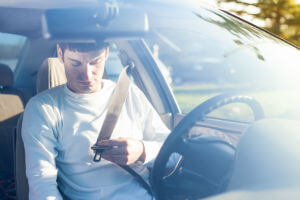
22,80,170,200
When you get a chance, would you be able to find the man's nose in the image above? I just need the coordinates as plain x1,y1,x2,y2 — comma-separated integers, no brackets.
82,64,93,81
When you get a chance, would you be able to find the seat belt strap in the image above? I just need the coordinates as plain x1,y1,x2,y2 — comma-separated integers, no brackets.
91,64,153,197
119,165,153,196
92,64,130,162
95,65,131,142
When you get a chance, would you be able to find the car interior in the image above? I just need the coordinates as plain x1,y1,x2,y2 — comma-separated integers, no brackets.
0,1,300,200
4,36,299,200
3,39,237,200
0,34,245,200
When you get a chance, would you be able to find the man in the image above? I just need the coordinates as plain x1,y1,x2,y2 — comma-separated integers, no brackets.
22,42,169,199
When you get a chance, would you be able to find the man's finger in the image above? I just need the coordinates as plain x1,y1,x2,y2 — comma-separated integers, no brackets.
97,139,127,147
103,146,128,156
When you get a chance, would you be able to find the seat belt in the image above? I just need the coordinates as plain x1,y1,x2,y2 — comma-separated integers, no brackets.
91,64,153,197
92,65,131,158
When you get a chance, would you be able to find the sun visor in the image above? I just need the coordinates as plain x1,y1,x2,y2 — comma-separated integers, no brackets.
42,4,149,42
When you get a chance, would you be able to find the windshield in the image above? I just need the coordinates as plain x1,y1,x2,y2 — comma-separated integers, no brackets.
144,4,300,122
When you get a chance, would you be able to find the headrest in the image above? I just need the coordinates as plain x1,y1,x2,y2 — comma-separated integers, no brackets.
227,119,300,190
36,57,67,93
0,63,14,87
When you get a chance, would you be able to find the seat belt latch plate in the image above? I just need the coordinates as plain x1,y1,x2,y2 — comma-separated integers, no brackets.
91,145,112,162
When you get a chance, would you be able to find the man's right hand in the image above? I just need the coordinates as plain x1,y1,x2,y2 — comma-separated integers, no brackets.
97,138,145,165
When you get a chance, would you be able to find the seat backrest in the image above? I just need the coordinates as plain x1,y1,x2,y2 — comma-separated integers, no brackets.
36,57,67,93
35,57,108,93
0,63,25,177
0,63,25,126
15,57,67,200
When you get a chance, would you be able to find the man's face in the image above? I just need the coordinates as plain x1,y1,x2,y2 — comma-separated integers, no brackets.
57,45,109,94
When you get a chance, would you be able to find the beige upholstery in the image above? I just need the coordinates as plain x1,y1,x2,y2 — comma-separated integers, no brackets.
0,93,24,126
0,63,25,177
0,63,23,126
0,63,14,87
16,57,67,200
36,57,67,93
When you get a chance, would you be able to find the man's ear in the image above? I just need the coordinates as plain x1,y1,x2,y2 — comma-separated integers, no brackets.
57,44,64,63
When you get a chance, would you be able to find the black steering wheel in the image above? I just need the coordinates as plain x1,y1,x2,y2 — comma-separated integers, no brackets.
150,93,264,199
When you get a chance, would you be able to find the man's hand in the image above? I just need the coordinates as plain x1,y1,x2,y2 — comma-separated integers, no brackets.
97,138,146,165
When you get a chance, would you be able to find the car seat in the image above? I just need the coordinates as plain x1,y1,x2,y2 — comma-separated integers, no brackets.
14,56,115,199
0,63,25,183
15,58,66,200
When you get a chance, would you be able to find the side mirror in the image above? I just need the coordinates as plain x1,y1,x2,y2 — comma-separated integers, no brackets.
42,3,148,41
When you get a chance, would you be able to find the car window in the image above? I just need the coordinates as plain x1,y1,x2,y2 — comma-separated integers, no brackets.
0,32,26,71
105,43,123,82
144,5,300,122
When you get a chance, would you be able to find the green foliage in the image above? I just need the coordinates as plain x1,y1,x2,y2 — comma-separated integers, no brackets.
217,0,300,47
173,84,300,121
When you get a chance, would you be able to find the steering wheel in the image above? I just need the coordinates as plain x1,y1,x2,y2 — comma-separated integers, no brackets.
150,93,264,198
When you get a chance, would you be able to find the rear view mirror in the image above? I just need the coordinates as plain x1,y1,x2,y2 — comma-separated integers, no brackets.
42,3,148,41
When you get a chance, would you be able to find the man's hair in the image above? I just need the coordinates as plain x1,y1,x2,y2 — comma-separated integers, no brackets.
58,41,109,57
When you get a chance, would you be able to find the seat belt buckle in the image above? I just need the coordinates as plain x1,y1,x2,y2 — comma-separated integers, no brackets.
91,145,112,162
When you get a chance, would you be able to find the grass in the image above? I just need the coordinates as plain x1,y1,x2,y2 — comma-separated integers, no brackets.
172,83,300,122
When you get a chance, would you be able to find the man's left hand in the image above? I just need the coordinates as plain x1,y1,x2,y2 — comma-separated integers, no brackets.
97,138,146,165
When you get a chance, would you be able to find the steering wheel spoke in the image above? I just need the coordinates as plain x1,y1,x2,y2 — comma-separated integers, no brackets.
175,136,191,155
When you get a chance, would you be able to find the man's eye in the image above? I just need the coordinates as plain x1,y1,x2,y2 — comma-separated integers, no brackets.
71,63,81,67
90,59,103,65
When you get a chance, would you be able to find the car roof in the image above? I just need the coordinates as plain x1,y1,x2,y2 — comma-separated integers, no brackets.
0,0,214,38
0,0,209,9
0,0,99,9
0,0,101,37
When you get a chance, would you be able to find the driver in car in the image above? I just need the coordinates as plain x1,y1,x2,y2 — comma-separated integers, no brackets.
21,41,169,199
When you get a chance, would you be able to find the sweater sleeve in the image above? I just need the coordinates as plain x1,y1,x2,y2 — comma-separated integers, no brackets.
21,97,63,200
